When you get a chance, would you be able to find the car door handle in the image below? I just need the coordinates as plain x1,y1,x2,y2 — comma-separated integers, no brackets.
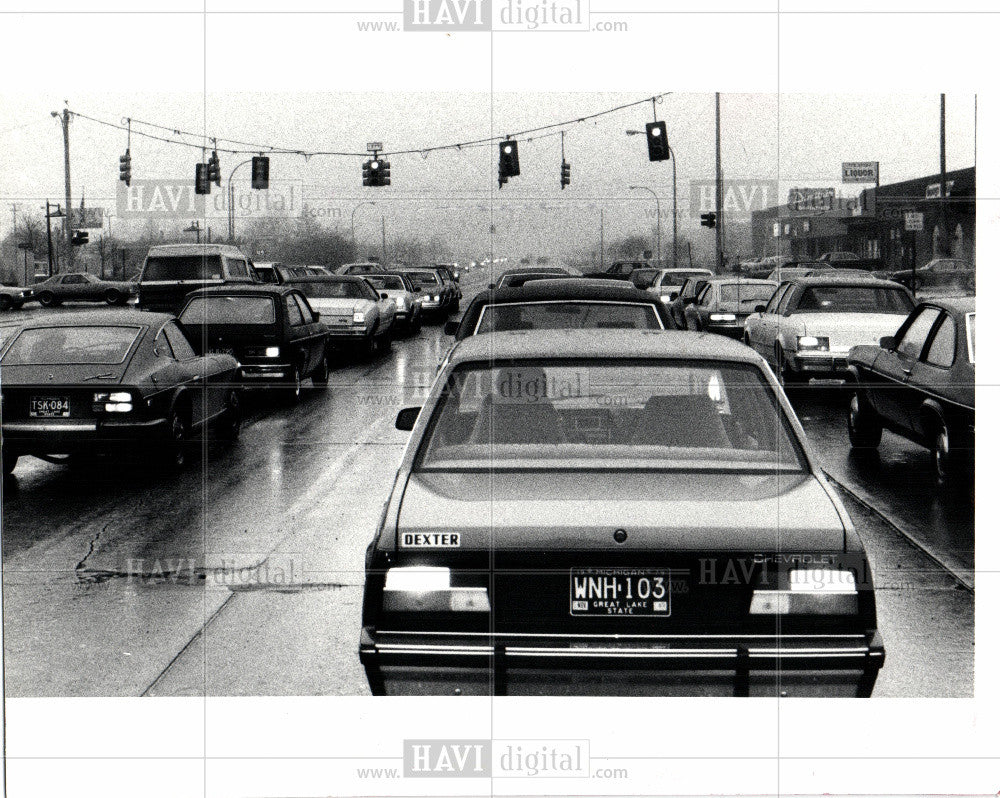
901,366,912,376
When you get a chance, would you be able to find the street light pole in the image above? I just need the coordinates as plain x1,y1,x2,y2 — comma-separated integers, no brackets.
226,159,254,241
668,146,678,267
629,185,661,265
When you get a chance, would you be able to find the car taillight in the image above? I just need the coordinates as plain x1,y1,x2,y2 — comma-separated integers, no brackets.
749,567,858,615
382,567,490,613
92,392,133,413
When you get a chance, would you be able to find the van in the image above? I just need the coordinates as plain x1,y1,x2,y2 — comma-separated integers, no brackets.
137,244,256,313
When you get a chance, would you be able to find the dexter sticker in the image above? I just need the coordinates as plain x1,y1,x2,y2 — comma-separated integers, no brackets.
402,533,461,548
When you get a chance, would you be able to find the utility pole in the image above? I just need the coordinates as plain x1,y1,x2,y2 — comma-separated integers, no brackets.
381,215,388,263
714,92,724,272
939,93,948,257
600,208,605,268
44,201,55,275
55,106,75,270
10,203,18,235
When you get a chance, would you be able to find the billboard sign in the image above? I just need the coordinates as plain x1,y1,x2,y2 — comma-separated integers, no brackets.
842,161,879,184
904,211,924,232
118,180,206,219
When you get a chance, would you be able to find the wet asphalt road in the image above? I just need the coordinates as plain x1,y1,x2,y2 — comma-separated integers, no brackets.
1,272,973,697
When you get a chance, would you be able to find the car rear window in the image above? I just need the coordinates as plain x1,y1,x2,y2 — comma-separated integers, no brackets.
2,326,142,365
416,360,805,472
299,280,368,299
476,302,662,335
142,255,224,281
719,284,776,307
367,275,405,291
405,272,441,286
793,285,913,314
180,296,276,325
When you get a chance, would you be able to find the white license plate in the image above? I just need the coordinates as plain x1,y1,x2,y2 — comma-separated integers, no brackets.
30,396,70,418
209,347,234,356
570,568,671,617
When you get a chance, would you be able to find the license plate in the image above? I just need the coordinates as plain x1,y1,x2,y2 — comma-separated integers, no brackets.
30,396,70,418
570,568,671,617
208,347,234,356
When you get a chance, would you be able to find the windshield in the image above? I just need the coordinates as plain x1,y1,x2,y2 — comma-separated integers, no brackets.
180,296,276,325
476,302,662,334
3,326,141,365
719,284,776,306
142,255,224,281
367,275,405,291
299,280,368,299
793,285,913,314
416,360,805,472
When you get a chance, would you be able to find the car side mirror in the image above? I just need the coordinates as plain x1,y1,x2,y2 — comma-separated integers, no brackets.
395,407,420,431
380,292,389,299
879,335,895,350
312,310,320,323
668,291,679,301
489,283,496,290
444,320,460,336
754,304,767,314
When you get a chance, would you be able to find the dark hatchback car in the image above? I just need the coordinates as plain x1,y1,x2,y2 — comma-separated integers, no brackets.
360,330,884,696
446,281,673,340
682,278,778,338
846,297,975,488
178,285,329,402
0,310,242,475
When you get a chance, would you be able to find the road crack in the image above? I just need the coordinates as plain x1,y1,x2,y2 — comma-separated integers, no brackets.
74,522,111,578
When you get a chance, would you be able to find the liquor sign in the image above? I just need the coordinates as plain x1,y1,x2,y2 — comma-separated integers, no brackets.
904,212,924,232
842,161,879,184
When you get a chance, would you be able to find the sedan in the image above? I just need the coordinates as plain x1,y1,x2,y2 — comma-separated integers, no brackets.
285,275,395,356
887,258,975,297
0,310,241,475
400,269,449,319
33,272,134,307
646,268,713,303
365,273,423,334
744,276,915,385
1,284,35,311
683,278,777,338
360,329,885,696
846,297,974,488
664,275,714,329
179,285,329,402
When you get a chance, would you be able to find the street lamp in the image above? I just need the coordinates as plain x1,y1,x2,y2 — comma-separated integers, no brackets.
227,159,255,241
629,185,661,266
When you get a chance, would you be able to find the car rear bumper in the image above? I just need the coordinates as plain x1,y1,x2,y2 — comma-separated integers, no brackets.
239,363,293,381
2,417,169,452
704,322,745,339
360,630,885,697
792,351,851,376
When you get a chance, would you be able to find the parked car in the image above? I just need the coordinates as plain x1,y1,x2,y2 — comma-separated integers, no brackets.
0,310,242,475
683,278,778,338
32,272,134,307
647,268,714,303
446,280,673,340
846,297,974,488
360,329,885,696
583,259,650,280
364,273,423,334
400,268,450,319
819,251,861,263
335,262,391,276
285,275,395,357
744,276,915,385
886,258,974,297
664,275,715,329
0,284,35,311
137,243,256,314
178,285,329,402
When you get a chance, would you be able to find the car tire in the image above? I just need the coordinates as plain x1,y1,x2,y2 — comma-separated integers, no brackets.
362,328,378,359
378,329,392,355
160,410,189,471
2,450,18,476
847,389,882,449
217,389,242,442
37,291,55,307
930,418,966,490
411,314,422,335
284,363,303,404
311,355,330,386
12,301,23,310
104,289,122,305
0,296,10,311
774,344,798,388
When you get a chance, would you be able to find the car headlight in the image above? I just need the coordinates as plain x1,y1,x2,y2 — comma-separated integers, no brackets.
423,294,432,302
709,313,737,322
382,566,490,613
93,392,133,413
749,568,857,615
264,346,280,358
353,311,367,324
796,335,830,351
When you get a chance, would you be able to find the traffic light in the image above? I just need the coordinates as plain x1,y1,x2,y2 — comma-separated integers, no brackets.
645,121,669,162
195,162,211,195
119,149,132,187
499,140,520,178
378,159,391,186
251,156,270,190
363,158,390,187
560,161,571,189
207,150,221,186
71,231,89,246
700,212,717,229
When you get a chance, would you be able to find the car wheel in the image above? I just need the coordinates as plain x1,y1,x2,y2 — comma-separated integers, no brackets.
104,289,121,305
411,313,422,334
2,450,18,476
217,389,242,442
37,291,55,307
12,301,23,310
285,363,303,403
847,390,882,449
363,328,378,359
774,344,797,388
311,354,330,386
0,296,10,311
160,410,189,471
378,329,392,355
930,419,963,489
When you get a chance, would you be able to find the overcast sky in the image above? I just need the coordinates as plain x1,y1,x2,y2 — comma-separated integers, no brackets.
0,92,976,258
